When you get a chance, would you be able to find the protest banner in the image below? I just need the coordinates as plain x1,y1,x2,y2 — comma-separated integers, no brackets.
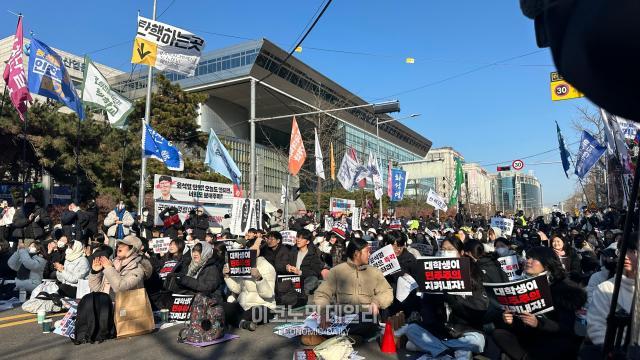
498,255,520,281
351,207,362,231
367,240,380,253
329,197,355,216
227,249,257,277
368,245,401,276
154,201,231,227
415,257,472,295
149,237,171,254
154,174,234,204
277,275,302,294
220,239,239,250
230,198,265,235
169,294,194,322
426,189,448,211
411,242,435,257
324,216,334,232
491,217,514,236
281,230,297,246
484,274,554,314
53,306,77,338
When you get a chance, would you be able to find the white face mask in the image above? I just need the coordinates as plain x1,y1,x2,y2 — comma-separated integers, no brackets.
142,211,149,216
28,246,37,254
439,250,458,258
377,235,384,241
57,240,67,248
495,247,510,257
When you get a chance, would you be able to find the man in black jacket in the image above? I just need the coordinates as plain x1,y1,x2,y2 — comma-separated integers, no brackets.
11,194,50,243
60,202,90,243
263,231,290,275
185,207,209,241
286,229,323,296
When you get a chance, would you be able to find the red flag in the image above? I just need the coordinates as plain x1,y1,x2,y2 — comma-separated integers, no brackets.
288,117,306,176
3,16,32,121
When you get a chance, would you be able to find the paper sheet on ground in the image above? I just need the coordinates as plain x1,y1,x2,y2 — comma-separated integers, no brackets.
183,333,239,347
396,274,418,302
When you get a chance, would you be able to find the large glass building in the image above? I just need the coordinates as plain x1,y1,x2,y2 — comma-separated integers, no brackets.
109,38,432,205
492,171,543,217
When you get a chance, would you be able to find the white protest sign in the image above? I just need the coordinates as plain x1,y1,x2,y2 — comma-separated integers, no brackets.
324,216,334,232
426,189,448,211
351,207,362,231
498,255,520,281
368,244,401,276
396,274,418,302
76,279,90,300
230,198,265,235
491,217,514,236
281,230,297,246
150,237,172,254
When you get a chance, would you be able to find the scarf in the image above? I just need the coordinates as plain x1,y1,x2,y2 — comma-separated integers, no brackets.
187,241,214,277
102,253,141,295
65,240,85,262
115,207,126,240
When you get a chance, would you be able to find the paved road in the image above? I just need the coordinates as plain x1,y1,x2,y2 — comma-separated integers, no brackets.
0,308,420,360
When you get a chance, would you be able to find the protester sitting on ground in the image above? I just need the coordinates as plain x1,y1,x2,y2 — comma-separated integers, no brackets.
0,240,16,283
172,241,225,302
551,232,583,282
312,237,393,345
55,240,90,298
384,231,418,316
327,231,347,269
585,248,617,307
586,237,638,350
44,234,68,279
103,201,134,244
88,235,145,300
8,240,47,293
492,246,586,360
286,229,323,297
398,236,488,358
223,236,276,331
262,231,290,275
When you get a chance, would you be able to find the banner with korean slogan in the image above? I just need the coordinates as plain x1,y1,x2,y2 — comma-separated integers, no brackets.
368,245,401,276
426,189,448,211
149,237,171,254
491,217,514,236
498,255,520,281
484,274,554,314
81,57,133,128
132,16,205,76
414,257,472,296
280,230,297,246
227,249,257,277
390,169,408,201
351,207,362,231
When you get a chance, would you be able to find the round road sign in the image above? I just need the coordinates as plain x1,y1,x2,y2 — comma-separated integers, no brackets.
512,159,524,170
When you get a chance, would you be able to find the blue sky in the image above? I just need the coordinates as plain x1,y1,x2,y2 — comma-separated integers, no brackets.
2,0,596,206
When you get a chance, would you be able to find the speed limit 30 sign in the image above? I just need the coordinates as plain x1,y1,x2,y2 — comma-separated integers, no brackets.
512,159,524,171
550,72,584,101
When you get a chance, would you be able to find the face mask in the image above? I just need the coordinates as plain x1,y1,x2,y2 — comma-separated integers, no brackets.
28,247,37,254
495,247,510,257
353,234,361,239
57,240,66,249
439,250,458,258
142,211,149,216
377,235,384,241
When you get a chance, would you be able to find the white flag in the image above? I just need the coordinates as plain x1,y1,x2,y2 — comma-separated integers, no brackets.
426,189,448,211
280,184,287,205
82,58,133,127
368,152,383,200
337,149,359,191
314,128,325,179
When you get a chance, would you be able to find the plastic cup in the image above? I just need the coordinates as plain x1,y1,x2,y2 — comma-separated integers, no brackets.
37,310,46,324
160,309,169,323
42,319,52,333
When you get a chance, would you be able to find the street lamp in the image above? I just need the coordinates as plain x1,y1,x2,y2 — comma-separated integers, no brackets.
376,113,421,218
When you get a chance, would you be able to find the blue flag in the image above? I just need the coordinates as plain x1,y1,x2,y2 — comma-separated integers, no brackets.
556,121,571,178
142,122,184,171
27,38,84,120
575,130,606,179
204,129,241,185
390,169,407,201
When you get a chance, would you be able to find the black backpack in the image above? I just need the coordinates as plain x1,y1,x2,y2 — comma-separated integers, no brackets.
74,292,116,344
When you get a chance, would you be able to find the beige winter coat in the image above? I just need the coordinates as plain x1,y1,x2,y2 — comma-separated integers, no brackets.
88,254,144,300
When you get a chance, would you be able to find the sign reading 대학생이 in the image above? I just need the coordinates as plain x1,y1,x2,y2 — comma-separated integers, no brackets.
368,245,401,276
280,230,297,246
415,257,472,296
149,237,172,254
169,294,194,322
498,255,520,281
227,249,257,277
491,217,514,236
277,275,302,294
484,274,554,314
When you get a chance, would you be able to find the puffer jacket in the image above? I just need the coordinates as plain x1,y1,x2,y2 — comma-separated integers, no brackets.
88,254,145,300
314,258,393,312
56,256,90,286
7,249,46,292
178,257,224,301
103,210,135,238
224,257,277,311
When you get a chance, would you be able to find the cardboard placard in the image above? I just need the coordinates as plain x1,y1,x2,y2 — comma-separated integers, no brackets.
484,274,554,314
415,257,472,295
491,217,514,236
411,243,435,257
324,216,334,232
281,230,297,246
230,198,265,235
351,207,362,231
53,306,77,339
227,249,257,277
150,237,172,254
368,245,401,276
169,294,194,322
278,275,302,294
498,255,520,281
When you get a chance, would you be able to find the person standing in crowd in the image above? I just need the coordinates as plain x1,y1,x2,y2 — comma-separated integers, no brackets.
89,235,145,300
12,193,50,244
312,237,393,345
492,247,586,359
184,207,209,241
585,248,617,307
84,200,99,241
0,200,15,243
103,201,134,244
269,209,285,232
8,240,47,293
262,231,290,275
60,202,89,243
173,241,225,301
159,206,182,240
54,240,90,298
138,207,154,243
223,236,276,331
286,229,323,296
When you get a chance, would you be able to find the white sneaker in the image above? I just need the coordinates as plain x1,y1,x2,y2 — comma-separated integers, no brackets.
453,350,472,360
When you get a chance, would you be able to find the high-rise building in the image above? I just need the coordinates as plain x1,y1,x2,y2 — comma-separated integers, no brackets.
492,170,544,217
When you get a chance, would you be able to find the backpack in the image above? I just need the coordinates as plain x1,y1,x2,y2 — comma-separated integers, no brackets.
74,292,116,344
177,293,225,344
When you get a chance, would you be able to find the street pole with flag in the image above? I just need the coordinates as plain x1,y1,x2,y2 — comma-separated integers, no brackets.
204,128,243,196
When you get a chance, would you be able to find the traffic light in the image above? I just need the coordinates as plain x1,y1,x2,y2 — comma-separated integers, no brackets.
497,166,511,172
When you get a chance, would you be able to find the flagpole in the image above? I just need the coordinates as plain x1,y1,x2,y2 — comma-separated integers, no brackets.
284,174,290,230
138,0,157,212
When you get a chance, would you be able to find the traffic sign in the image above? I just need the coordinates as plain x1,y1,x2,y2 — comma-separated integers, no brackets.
550,72,584,101
497,166,511,172
512,159,524,171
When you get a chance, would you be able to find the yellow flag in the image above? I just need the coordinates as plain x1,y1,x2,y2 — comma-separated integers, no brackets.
330,142,335,180
295,46,302,53
405,57,415,64
131,37,157,66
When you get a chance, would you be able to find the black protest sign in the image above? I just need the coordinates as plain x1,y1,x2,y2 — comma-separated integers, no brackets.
414,257,472,295
277,275,302,294
484,274,554,314
411,242,434,257
169,294,194,321
227,249,257,277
